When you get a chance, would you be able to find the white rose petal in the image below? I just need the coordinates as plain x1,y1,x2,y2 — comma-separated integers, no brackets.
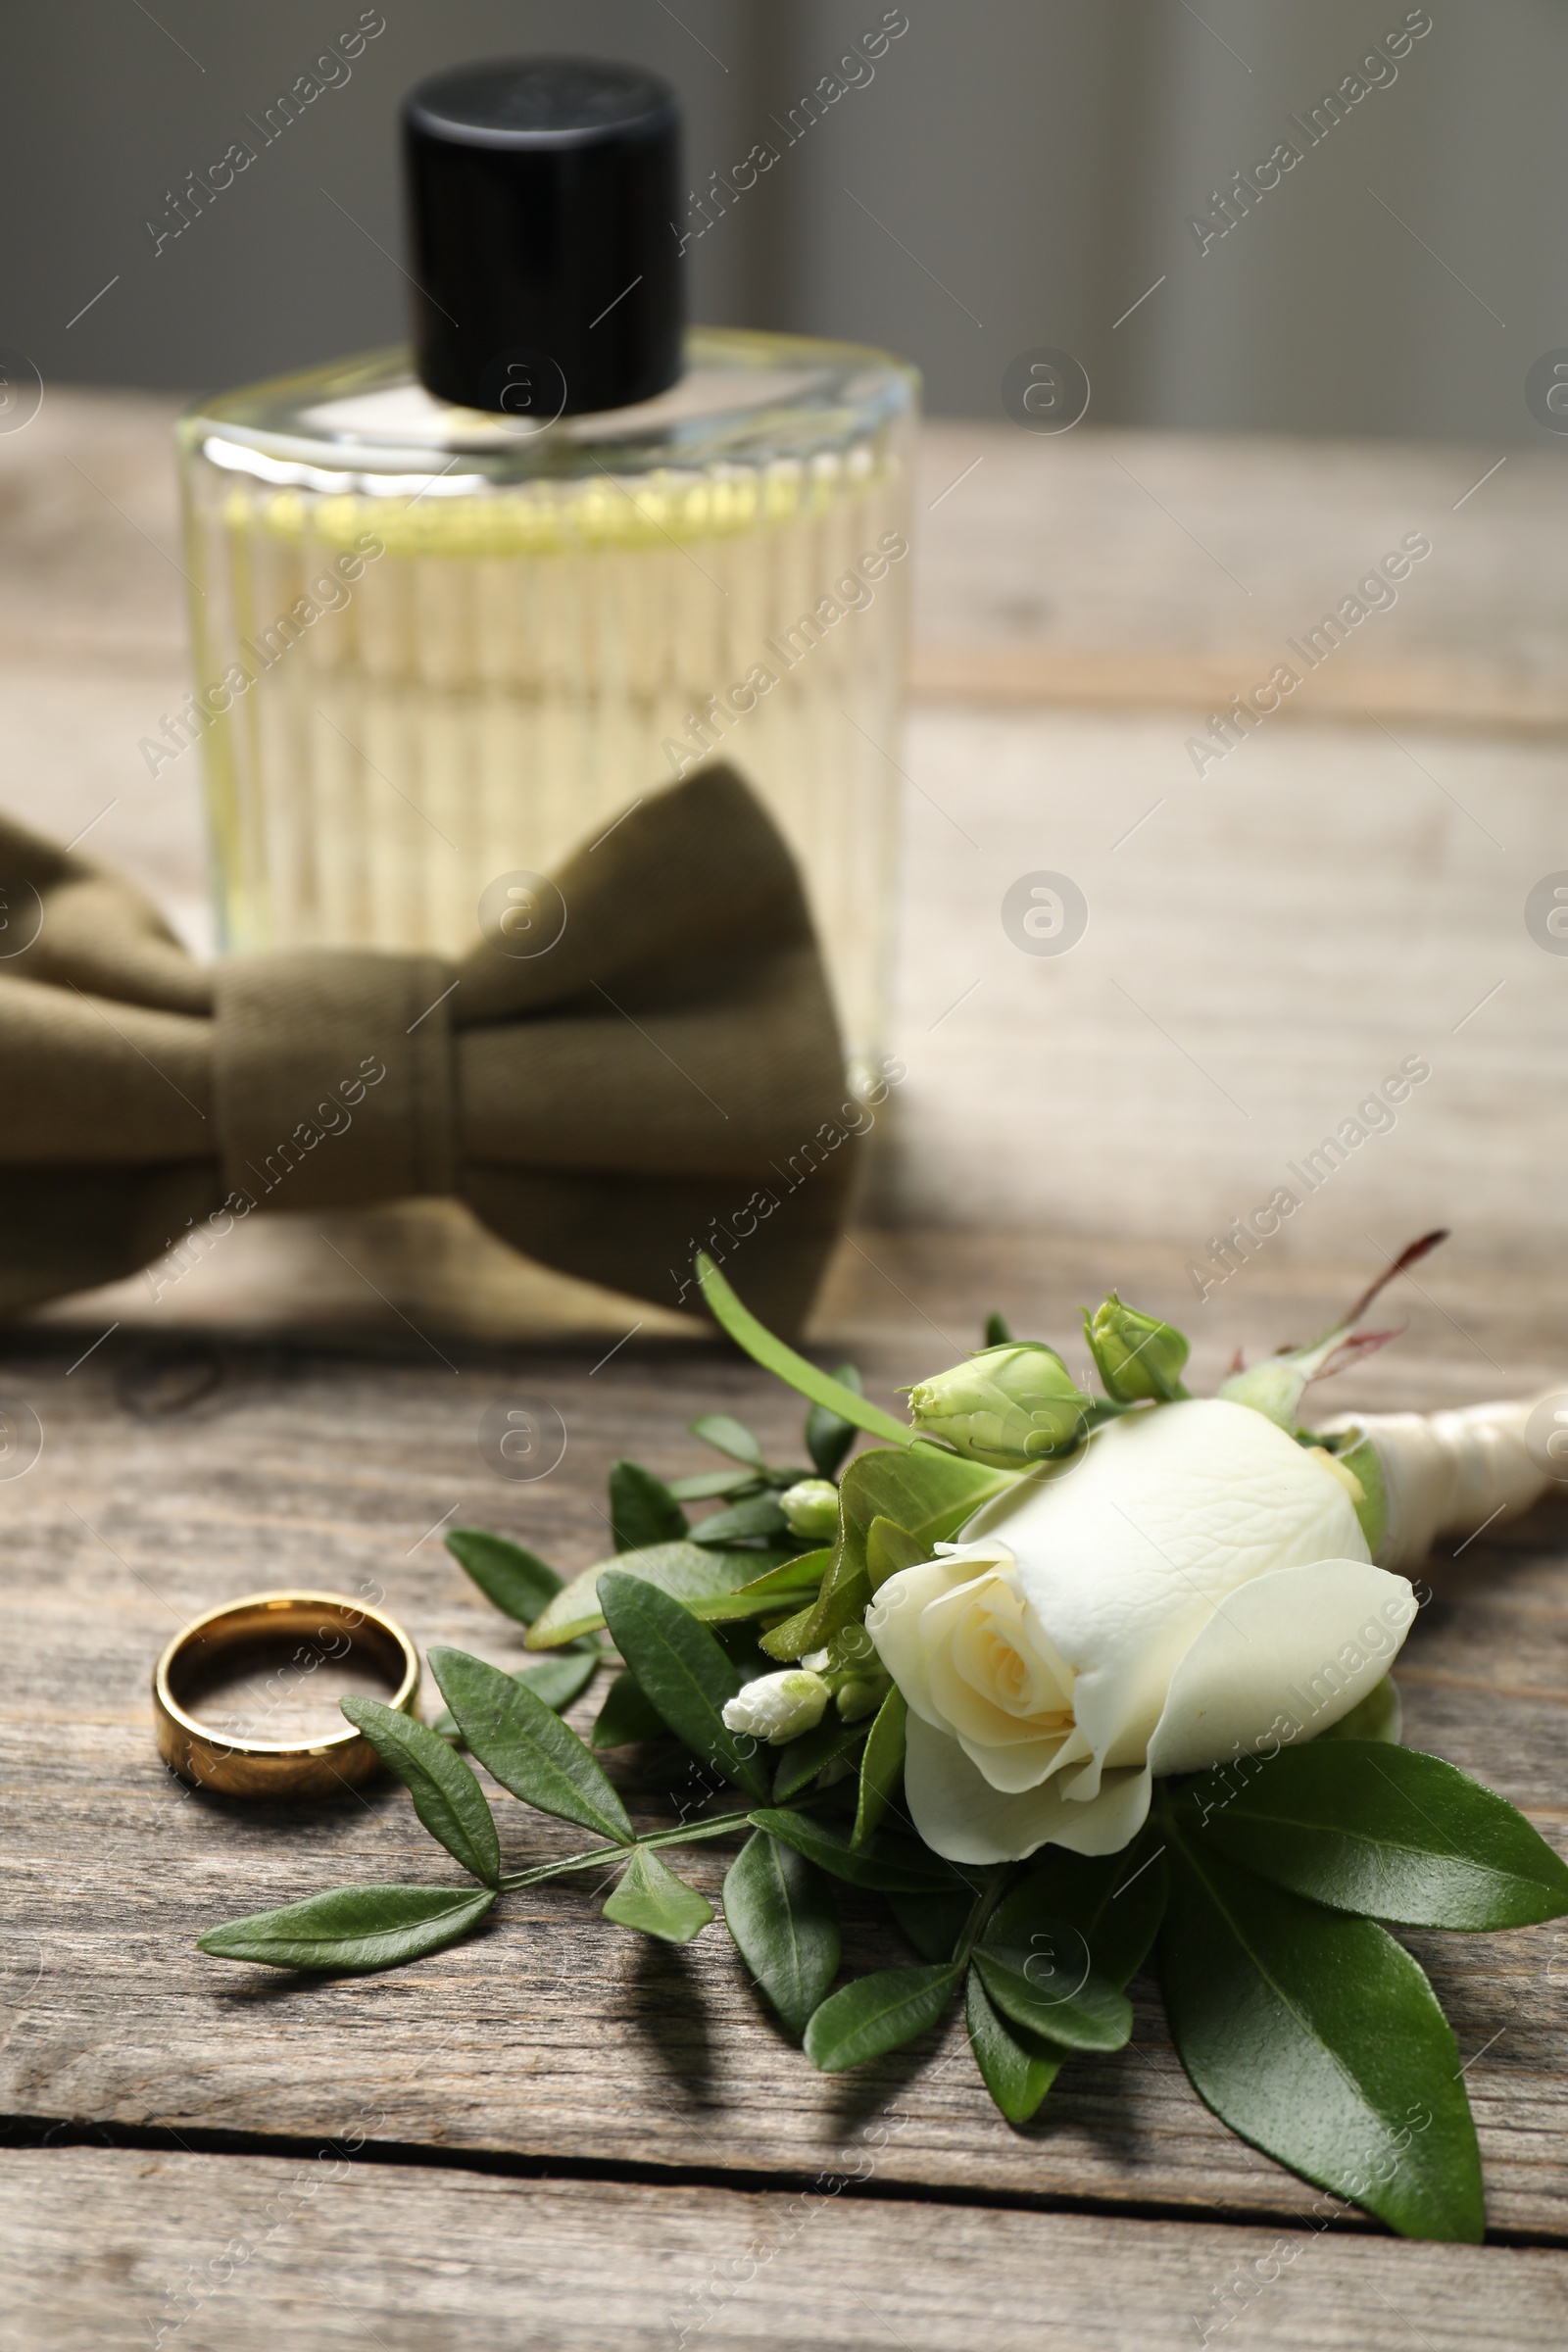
1146,1557,1417,1780
868,1396,1416,1862
905,1714,1153,1863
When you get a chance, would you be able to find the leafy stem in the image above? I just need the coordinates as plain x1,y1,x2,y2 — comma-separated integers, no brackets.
497,1806,773,1890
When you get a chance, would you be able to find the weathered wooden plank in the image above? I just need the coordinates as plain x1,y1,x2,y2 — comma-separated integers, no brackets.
878,700,1568,1256
912,421,1568,712
6,2148,1566,2352
3,1244,1566,2234
909,637,1568,736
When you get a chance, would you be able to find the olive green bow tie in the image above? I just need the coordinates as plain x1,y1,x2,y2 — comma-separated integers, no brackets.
0,766,853,1332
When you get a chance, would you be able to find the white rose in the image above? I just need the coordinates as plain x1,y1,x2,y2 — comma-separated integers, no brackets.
866,1397,1416,1863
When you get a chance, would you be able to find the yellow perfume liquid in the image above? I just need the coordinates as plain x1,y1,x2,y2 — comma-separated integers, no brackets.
177,330,916,1078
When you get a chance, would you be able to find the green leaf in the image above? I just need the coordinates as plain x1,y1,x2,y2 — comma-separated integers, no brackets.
528,1542,766,1648
983,1312,1013,1347
723,1829,841,2037
771,1714,867,1801
807,1363,863,1479
602,1845,714,1944
513,1647,601,1711
1316,1675,1400,1745
590,1667,669,1748
427,1646,634,1845
679,1548,828,1628
1193,1740,1568,1930
865,1517,927,1585
733,1551,829,1596
340,1696,501,1886
687,1585,823,1627
889,1889,972,1962
199,1884,494,1974
1161,1822,1483,2241
756,1600,818,1661
666,1465,761,1501
711,1620,777,1676
434,1647,602,1745
690,1412,767,1468
598,1570,770,1799
920,1456,1018,1525
690,1494,791,1546
965,1964,1062,2124
444,1527,561,1625
761,1445,1012,1660
853,1686,907,1846
610,1459,689,1552
970,1945,1131,2054
963,1841,1167,2122
750,1808,968,1894
988,1838,1168,1990
804,1963,960,2072
850,1447,1007,1576
697,1253,916,1447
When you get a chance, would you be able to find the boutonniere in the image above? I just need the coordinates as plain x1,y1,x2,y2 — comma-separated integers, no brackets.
201,1233,1566,2242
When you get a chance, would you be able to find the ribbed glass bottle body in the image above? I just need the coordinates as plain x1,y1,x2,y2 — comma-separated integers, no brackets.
177,328,916,1077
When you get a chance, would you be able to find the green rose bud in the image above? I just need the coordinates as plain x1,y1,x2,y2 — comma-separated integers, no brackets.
904,1343,1093,1468
778,1477,840,1541
1083,1293,1190,1403
834,1677,887,1723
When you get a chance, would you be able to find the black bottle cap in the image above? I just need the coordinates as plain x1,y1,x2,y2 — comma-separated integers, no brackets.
403,56,683,418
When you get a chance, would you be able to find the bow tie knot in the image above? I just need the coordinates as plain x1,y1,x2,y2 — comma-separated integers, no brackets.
214,950,456,1211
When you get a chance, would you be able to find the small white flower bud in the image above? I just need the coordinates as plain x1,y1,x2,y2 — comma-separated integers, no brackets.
720,1669,830,1744
779,1477,840,1541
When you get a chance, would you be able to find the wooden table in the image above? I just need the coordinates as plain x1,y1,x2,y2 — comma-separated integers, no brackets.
3,396,1567,2347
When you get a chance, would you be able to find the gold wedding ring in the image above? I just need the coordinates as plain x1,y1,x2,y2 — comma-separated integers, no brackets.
153,1591,419,1799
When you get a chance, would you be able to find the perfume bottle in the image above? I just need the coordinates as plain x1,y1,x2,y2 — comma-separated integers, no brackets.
174,55,917,1085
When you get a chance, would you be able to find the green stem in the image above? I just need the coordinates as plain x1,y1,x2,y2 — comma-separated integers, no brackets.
954,1862,1016,1967
1152,1781,1197,1874
497,1806,765,1891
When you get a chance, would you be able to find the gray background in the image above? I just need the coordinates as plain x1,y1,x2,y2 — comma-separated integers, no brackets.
4,1,1563,441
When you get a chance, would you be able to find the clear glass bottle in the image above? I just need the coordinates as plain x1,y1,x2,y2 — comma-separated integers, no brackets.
175,324,916,1080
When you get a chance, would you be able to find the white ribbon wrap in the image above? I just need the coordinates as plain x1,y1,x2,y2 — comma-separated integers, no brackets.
1320,1397,1554,1570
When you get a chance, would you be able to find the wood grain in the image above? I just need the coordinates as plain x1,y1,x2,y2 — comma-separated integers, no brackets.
3,1245,1566,2238
908,640,1568,736
8,2147,1568,2352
